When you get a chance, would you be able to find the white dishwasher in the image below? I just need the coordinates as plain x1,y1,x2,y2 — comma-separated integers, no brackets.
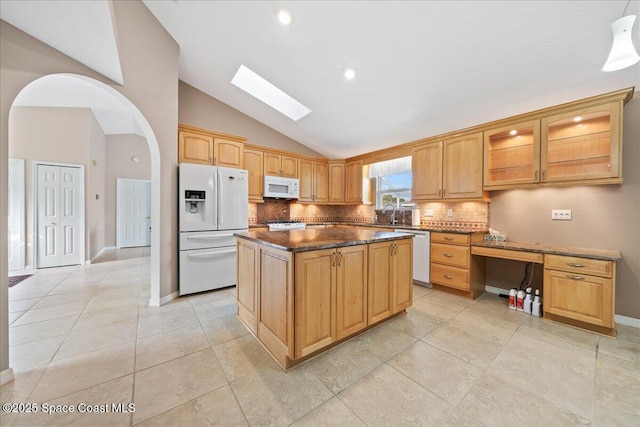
395,229,430,286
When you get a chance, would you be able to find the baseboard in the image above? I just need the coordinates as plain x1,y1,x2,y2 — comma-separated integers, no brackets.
615,314,640,329
1,368,14,385
89,246,116,264
486,286,640,329
148,291,178,307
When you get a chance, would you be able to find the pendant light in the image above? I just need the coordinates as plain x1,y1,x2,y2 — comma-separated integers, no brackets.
602,1,640,72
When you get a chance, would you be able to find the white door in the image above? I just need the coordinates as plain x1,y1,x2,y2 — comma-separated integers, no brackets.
37,164,84,268
8,159,25,271
117,178,151,248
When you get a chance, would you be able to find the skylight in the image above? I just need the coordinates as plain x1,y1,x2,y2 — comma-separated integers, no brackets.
231,65,311,121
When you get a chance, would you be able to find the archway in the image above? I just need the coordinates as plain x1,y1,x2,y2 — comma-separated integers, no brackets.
8,73,161,305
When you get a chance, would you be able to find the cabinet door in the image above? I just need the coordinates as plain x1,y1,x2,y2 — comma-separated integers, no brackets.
328,162,345,204
484,120,541,188
264,152,282,176
314,162,329,203
443,133,483,199
368,241,393,324
298,159,314,202
392,239,413,313
541,102,621,183
237,240,259,334
281,155,299,178
295,249,336,358
412,141,443,200
214,138,244,168
345,160,363,203
336,245,368,339
543,269,613,328
179,131,213,165
244,148,263,202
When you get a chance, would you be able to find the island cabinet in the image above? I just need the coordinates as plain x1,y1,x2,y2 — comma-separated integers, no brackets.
236,239,260,335
412,132,485,201
543,254,616,336
299,159,329,203
178,125,245,168
430,232,485,299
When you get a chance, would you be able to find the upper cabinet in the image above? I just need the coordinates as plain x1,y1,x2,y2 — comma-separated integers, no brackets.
413,132,484,201
345,160,364,204
328,160,346,204
299,159,329,203
244,148,264,202
264,152,298,178
178,124,245,168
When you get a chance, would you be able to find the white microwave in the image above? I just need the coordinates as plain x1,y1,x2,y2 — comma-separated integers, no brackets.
263,176,299,199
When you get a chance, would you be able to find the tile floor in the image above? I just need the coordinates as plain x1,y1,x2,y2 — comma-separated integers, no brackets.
1,252,639,426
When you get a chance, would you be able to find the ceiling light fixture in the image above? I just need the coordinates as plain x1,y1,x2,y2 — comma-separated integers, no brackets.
602,1,640,72
231,64,311,121
509,130,518,136
573,116,583,122
343,67,357,80
277,7,293,25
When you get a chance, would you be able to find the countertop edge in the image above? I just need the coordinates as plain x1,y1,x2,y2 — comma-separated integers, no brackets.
471,241,622,261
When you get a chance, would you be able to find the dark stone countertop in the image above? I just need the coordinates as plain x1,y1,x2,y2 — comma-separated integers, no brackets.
249,222,486,234
472,240,622,261
235,228,414,253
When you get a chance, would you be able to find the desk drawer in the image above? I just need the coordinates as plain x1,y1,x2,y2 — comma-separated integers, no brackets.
545,254,613,278
431,243,470,268
431,232,470,246
431,263,470,290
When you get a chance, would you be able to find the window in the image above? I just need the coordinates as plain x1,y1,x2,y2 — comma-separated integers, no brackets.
368,156,412,209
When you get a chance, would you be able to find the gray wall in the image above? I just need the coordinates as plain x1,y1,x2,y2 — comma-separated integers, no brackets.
487,96,640,319
179,80,323,157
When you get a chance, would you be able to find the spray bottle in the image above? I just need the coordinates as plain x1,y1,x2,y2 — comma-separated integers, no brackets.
516,289,525,311
524,287,533,314
532,289,542,317
509,288,517,310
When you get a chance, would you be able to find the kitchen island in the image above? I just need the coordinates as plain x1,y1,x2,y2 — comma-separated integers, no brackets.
234,228,414,370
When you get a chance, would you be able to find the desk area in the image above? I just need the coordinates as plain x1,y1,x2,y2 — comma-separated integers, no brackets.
471,240,621,337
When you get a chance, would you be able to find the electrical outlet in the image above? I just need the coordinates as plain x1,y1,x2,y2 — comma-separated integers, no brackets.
423,209,434,217
551,209,572,220
447,209,453,217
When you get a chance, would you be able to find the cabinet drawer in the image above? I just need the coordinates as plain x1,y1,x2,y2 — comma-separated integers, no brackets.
544,254,613,278
431,243,470,268
431,263,470,291
431,232,470,246
543,269,613,328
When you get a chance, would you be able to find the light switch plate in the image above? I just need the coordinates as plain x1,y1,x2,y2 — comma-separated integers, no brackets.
551,209,572,220
447,209,453,217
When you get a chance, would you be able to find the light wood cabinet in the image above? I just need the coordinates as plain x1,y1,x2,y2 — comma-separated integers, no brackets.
336,245,369,339
178,125,245,168
328,161,346,204
543,254,615,336
430,232,485,299
412,132,484,201
264,152,298,178
299,159,328,203
345,160,364,204
368,239,413,324
244,148,264,202
237,239,259,334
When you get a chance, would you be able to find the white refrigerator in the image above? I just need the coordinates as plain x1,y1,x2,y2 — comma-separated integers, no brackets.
178,163,248,295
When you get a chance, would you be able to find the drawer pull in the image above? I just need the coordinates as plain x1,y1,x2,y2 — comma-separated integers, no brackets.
566,274,585,280
444,237,454,241
443,274,454,279
443,253,453,257
566,262,585,268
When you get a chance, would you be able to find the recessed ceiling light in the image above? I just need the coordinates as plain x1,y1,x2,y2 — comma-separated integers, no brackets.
573,116,583,122
231,65,311,121
343,67,357,80
509,129,518,136
277,7,293,25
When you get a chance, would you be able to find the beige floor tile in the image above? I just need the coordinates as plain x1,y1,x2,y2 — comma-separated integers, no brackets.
291,396,366,427
191,297,238,323
8,297,41,313
441,409,486,427
136,323,210,371
465,294,526,326
231,364,333,427
446,309,520,345
10,301,86,327
8,311,25,325
8,287,54,302
13,375,134,426
136,385,247,427
412,284,433,299
48,280,104,295
84,294,141,313
53,319,138,362
338,364,453,426
9,315,78,346
598,334,640,364
301,340,383,393
0,367,46,403
387,308,443,339
388,340,482,405
138,297,192,318
213,335,281,382
29,342,136,402
486,330,595,420
411,295,467,321
30,290,95,310
9,335,66,373
593,353,640,427
137,306,199,340
520,315,599,350
457,374,589,426
616,324,640,343
353,322,417,361
132,348,227,424
422,323,503,368
199,312,250,347
187,288,235,307
72,305,139,332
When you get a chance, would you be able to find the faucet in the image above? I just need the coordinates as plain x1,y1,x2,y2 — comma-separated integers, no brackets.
382,204,397,225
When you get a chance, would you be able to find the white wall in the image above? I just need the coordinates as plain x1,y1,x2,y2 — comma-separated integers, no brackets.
89,112,106,260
